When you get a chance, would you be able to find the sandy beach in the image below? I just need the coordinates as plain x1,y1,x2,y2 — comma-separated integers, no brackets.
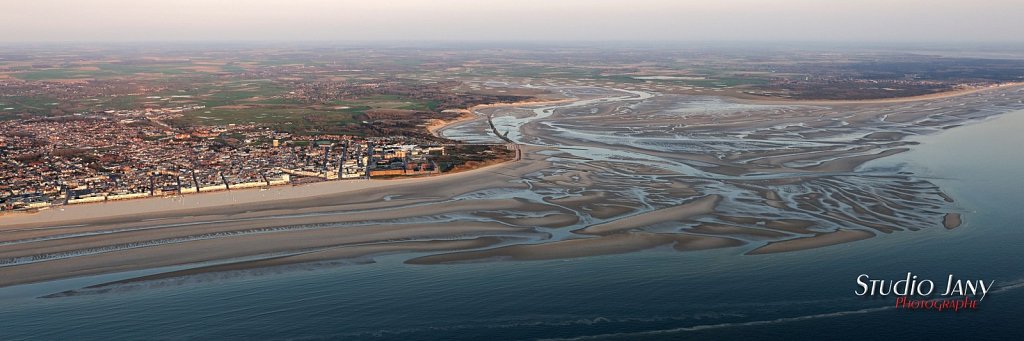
0,155,522,228
426,110,476,137
429,98,575,138
0,145,553,287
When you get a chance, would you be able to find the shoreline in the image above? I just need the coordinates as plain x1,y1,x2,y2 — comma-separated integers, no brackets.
730,82,1024,105
428,98,574,138
426,110,477,137
0,154,520,228
0,144,556,288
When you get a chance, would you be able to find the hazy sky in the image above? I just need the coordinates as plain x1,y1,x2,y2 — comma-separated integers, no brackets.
3,0,1022,43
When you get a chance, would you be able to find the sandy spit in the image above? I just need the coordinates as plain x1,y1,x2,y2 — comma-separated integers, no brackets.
746,229,875,255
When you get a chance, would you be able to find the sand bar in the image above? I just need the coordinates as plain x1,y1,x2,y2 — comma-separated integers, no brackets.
746,229,875,255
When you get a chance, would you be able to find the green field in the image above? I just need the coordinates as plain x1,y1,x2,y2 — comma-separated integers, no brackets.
0,96,61,113
174,107,362,135
14,69,115,80
96,63,191,75
9,62,220,81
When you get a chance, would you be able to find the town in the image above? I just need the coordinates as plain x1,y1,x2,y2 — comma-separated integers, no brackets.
0,107,515,211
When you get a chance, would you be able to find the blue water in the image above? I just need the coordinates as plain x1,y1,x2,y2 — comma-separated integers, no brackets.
1,111,1023,340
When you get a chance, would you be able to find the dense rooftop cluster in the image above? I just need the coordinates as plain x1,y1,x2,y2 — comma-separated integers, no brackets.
0,109,507,211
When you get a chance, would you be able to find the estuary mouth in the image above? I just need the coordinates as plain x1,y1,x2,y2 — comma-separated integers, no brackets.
3,84,1021,290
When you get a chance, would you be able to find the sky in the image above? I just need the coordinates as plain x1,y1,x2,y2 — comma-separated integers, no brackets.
3,0,1022,43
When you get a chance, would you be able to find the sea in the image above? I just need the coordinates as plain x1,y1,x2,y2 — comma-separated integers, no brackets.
0,110,1022,340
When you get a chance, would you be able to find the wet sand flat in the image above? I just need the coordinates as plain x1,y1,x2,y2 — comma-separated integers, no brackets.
406,232,745,264
577,195,720,235
746,230,876,255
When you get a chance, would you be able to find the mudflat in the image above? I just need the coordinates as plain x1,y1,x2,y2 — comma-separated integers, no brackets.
3,83,1021,289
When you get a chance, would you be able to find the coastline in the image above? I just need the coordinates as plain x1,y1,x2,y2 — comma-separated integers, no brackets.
0,153,523,228
2,99,554,223
428,98,574,138
0,144,557,288
426,109,477,137
730,82,1024,105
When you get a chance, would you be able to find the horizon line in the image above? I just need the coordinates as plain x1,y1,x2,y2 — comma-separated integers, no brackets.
3,39,1024,46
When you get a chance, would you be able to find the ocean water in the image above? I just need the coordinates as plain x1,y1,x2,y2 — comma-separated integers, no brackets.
1,111,1022,340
